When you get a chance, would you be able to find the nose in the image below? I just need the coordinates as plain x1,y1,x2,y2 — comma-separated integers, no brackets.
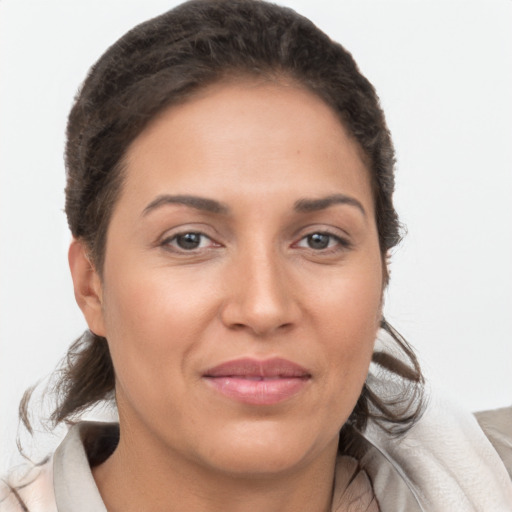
219,246,300,337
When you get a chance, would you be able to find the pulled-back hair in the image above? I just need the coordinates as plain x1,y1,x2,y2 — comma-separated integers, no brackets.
22,0,423,439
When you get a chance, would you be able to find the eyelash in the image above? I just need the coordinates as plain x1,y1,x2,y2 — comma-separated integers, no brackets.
160,230,351,255
160,232,219,252
293,231,352,253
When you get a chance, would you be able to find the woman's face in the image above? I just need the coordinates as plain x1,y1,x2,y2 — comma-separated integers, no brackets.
78,80,383,476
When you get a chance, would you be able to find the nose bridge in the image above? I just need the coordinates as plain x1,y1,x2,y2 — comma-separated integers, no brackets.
221,237,297,335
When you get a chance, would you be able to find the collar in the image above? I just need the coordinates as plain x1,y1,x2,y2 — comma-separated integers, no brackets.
51,421,419,512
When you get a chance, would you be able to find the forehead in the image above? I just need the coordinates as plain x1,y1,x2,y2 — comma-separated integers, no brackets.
119,79,374,215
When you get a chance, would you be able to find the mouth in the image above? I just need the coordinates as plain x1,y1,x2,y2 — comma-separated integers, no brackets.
202,357,311,405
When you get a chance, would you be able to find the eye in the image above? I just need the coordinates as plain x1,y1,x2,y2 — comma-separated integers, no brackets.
295,232,349,251
162,232,217,251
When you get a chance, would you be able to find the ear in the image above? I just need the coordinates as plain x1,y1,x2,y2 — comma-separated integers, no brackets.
68,239,106,337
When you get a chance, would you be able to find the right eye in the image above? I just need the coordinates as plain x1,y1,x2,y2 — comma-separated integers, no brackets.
162,232,217,251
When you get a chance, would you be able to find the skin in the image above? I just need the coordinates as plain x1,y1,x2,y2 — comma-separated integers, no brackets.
69,79,384,512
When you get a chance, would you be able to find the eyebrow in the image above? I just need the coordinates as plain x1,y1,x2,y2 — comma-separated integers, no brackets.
142,194,230,216
294,194,366,217
142,193,366,218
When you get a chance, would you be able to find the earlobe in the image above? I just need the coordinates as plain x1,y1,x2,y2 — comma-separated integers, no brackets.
68,239,106,337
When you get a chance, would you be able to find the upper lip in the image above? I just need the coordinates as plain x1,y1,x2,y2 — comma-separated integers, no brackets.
203,357,311,379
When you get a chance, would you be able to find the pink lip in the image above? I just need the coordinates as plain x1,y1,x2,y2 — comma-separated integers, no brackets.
203,357,311,405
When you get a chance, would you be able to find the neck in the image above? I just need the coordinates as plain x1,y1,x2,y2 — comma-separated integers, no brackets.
92,423,338,512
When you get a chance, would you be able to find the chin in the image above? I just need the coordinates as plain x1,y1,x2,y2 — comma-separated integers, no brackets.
196,420,338,477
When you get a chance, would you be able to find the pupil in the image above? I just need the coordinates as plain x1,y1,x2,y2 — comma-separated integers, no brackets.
177,233,201,249
308,233,329,249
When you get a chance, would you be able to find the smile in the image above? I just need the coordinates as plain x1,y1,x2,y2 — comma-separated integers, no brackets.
202,357,311,405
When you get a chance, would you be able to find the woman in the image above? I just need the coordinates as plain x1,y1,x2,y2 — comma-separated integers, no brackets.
1,1,511,510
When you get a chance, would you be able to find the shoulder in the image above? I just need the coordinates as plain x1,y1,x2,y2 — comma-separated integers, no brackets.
0,458,57,512
0,421,115,512
475,405,512,479
361,392,512,510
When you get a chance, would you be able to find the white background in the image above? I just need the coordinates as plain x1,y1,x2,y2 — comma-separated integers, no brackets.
1,0,511,472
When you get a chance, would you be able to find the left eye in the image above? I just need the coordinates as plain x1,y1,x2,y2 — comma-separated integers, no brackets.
296,233,343,250
164,232,214,251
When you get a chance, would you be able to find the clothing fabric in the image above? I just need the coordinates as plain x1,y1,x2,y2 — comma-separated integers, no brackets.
361,394,512,511
1,397,512,511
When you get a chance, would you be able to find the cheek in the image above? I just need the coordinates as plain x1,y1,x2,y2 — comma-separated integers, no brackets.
99,264,221,408
102,248,223,340
311,263,382,410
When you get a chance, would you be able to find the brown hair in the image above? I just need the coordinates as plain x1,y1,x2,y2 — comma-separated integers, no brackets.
23,0,423,438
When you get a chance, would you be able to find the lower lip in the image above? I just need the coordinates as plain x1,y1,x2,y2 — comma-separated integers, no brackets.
204,377,309,405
